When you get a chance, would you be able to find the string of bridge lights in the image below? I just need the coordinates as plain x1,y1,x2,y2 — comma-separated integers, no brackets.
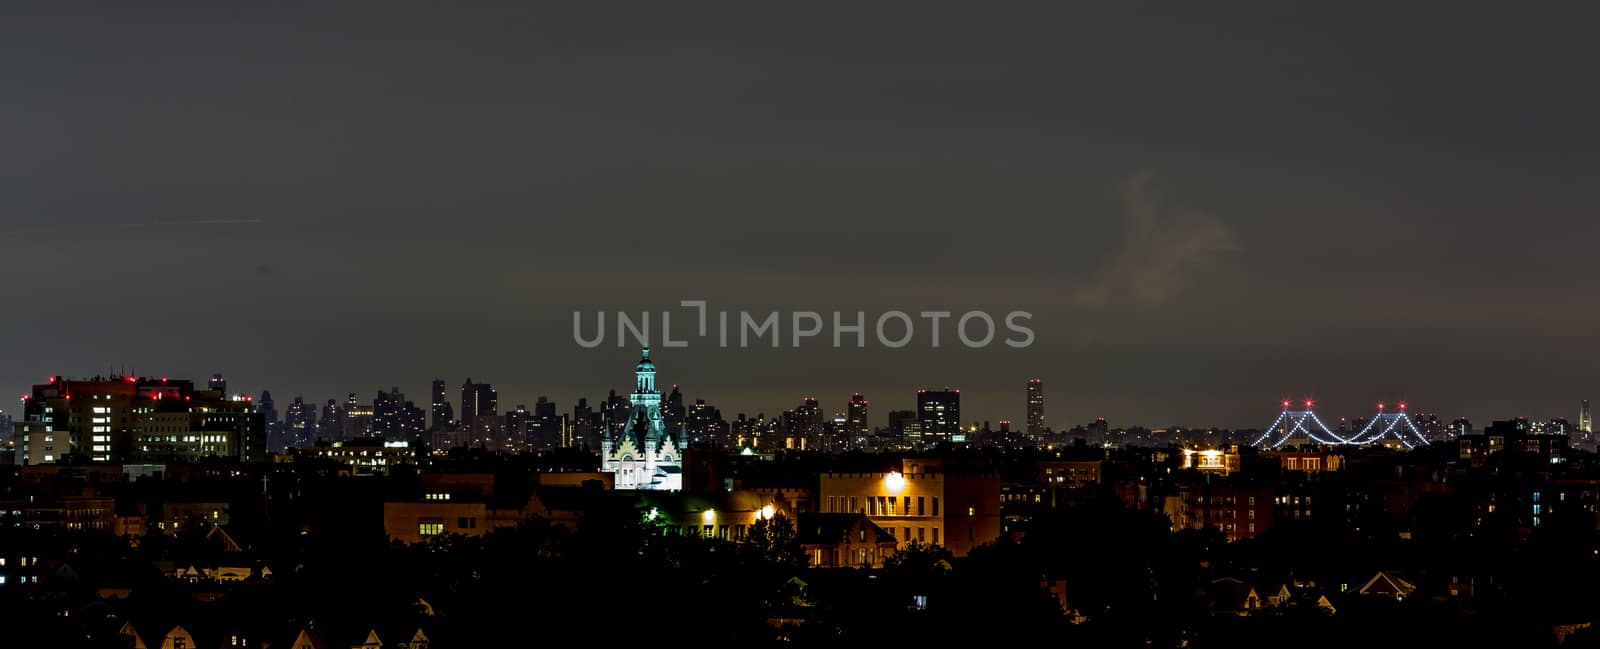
1252,399,1431,450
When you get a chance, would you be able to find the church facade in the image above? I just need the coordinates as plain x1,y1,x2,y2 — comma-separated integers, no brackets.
601,347,683,490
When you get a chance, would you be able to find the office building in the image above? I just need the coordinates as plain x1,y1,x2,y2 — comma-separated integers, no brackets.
1026,379,1045,436
916,389,960,446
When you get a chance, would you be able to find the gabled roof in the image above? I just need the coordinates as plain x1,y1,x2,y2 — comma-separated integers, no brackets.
205,525,243,552
795,512,895,545
118,621,150,649
288,628,326,649
1358,571,1417,598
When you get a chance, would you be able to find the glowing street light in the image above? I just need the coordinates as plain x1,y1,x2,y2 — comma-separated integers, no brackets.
885,471,907,494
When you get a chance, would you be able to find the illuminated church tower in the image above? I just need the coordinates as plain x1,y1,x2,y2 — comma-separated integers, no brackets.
601,347,683,490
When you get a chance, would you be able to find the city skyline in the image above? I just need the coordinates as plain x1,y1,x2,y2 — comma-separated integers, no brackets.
8,352,1591,435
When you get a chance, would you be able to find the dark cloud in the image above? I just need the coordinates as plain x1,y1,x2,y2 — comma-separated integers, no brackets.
1,1,1597,428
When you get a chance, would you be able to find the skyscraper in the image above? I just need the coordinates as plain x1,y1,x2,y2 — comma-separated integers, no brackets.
572,397,598,449
505,404,532,450
259,390,281,452
532,396,561,449
784,397,823,450
604,389,630,438
209,373,227,395
686,398,728,447
284,397,316,449
342,393,374,439
373,387,425,443
318,399,342,441
917,389,960,446
1581,400,1593,434
459,379,500,448
430,379,454,432
1025,379,1045,437
847,392,870,443
662,385,685,436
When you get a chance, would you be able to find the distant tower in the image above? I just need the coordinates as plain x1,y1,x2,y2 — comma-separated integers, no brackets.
258,390,281,452
430,379,454,431
1026,379,1045,437
847,392,870,441
600,347,682,490
209,373,227,394
1581,400,1592,435
318,399,342,441
459,379,499,448
284,397,316,449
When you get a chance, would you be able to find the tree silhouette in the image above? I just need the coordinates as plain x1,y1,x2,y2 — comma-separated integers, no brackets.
739,513,805,570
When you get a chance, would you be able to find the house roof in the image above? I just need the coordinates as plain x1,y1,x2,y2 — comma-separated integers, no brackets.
1358,571,1417,597
795,512,895,545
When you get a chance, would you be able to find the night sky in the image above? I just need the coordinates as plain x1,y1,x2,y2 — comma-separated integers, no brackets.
3,2,1596,430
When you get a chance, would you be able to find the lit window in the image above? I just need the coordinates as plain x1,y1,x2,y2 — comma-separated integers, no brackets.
418,522,444,536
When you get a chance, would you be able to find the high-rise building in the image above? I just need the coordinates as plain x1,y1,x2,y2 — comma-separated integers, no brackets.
459,379,500,448
318,399,343,441
572,398,596,449
505,404,532,450
1025,379,1045,437
284,396,316,449
342,393,374,439
259,390,281,452
532,396,561,449
887,409,917,443
430,379,454,432
916,389,961,446
784,397,823,450
847,392,870,443
662,385,685,437
686,398,728,447
209,373,227,395
1086,417,1109,443
1581,400,1593,434
13,375,263,465
373,387,425,443
1412,412,1442,441
604,389,631,438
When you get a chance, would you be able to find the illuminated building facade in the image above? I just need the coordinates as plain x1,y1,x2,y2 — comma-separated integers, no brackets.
818,458,1000,557
14,376,264,465
1180,447,1241,475
916,389,960,446
601,348,683,490
298,437,418,476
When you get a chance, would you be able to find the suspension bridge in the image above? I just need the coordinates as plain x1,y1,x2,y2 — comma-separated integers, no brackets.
1252,400,1431,450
